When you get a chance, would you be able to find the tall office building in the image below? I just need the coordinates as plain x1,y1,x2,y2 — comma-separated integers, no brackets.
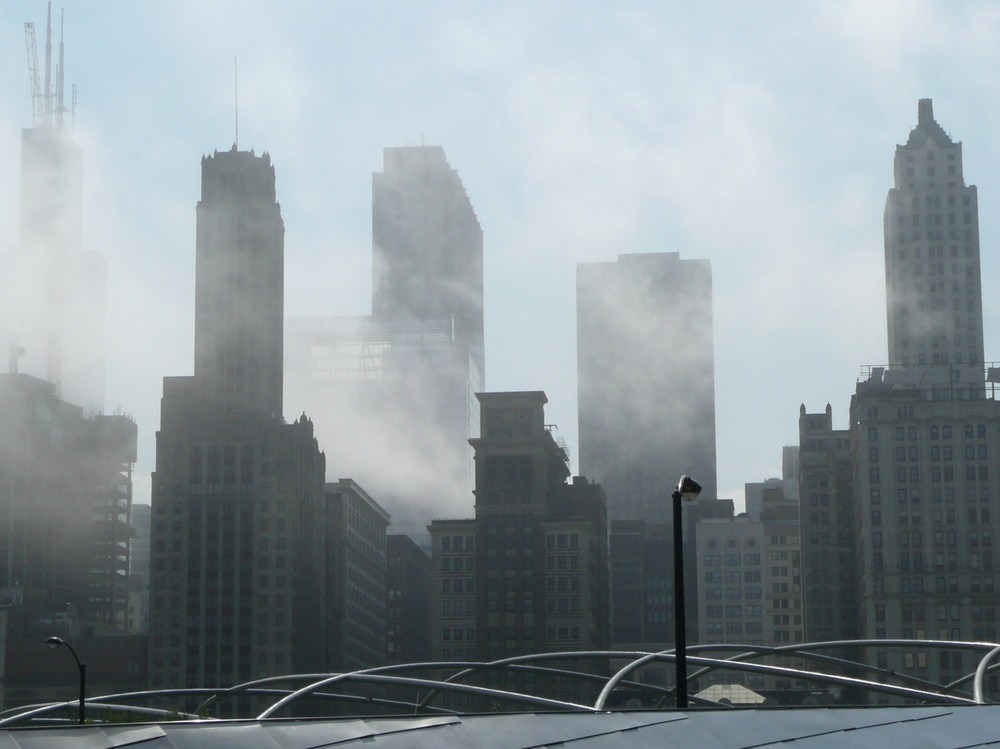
285,146,484,536
883,99,983,388
194,149,284,420
372,146,484,377
148,148,328,690
577,252,717,524
5,7,106,414
845,101,1000,695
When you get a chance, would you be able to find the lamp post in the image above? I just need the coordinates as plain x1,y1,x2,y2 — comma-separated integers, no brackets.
672,475,701,709
46,636,85,724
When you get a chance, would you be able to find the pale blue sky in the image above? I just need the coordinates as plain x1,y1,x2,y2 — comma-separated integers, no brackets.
3,1,1000,511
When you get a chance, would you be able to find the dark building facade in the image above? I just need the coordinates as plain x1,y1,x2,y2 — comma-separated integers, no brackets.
386,534,432,665
325,479,390,672
798,404,855,643
148,148,327,690
0,374,136,631
429,392,610,664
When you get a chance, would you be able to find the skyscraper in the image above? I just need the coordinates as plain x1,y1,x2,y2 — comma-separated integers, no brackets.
5,7,106,414
149,148,328,690
194,149,284,421
372,146,485,378
285,145,485,536
577,252,717,524
883,98,984,390
843,101,1000,692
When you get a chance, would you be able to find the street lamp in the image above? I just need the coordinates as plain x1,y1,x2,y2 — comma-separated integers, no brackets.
672,474,701,708
46,636,86,724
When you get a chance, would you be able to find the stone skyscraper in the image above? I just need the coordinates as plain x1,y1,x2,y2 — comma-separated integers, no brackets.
194,150,285,420
883,98,984,389
577,252,717,524
149,148,327,690
842,101,1000,691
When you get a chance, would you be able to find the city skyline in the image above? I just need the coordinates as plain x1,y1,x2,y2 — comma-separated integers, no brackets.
5,3,1000,511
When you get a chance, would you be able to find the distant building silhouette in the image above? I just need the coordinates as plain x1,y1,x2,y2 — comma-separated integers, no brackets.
148,148,329,690
372,146,484,380
3,7,105,414
286,146,484,538
428,392,610,668
577,252,717,524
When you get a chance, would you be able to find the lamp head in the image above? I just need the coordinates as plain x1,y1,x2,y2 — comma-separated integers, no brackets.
676,475,702,502
46,636,63,650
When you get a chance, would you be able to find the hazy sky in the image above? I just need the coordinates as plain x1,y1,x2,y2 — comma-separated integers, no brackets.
3,1,1000,511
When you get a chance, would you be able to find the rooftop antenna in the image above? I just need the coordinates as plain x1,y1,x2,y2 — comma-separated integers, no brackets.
234,56,239,150
56,8,64,127
43,2,52,123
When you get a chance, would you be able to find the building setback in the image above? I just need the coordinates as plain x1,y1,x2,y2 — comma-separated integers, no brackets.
429,392,610,670
148,148,328,690
577,252,717,524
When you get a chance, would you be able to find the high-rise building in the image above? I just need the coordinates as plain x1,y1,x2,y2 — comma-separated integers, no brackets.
285,145,484,537
148,148,328,690
194,149,284,421
883,99,983,388
577,252,717,524
372,146,484,378
843,101,1000,694
428,392,610,665
4,7,106,414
